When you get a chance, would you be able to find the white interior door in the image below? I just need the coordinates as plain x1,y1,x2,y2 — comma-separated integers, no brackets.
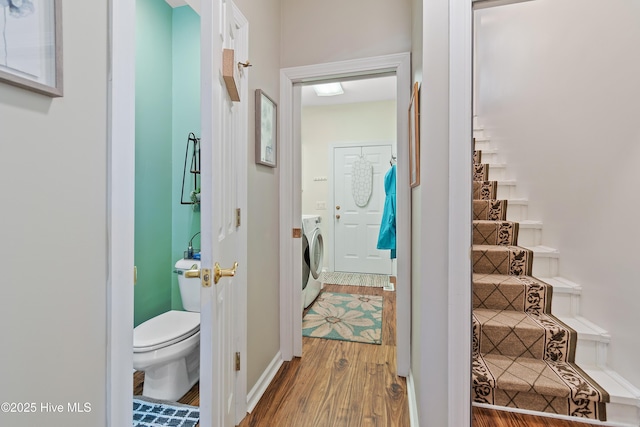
333,144,393,274
200,1,247,426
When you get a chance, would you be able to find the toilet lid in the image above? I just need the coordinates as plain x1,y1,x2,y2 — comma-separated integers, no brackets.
133,310,200,352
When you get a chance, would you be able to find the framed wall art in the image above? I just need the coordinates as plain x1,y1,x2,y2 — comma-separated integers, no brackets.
409,82,420,187
255,89,277,167
0,0,63,97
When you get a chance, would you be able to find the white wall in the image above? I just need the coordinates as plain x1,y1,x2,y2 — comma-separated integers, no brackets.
280,0,411,68
302,100,397,270
0,3,108,426
476,0,640,388
234,0,283,392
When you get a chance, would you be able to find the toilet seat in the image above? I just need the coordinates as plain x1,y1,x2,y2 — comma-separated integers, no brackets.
134,310,200,353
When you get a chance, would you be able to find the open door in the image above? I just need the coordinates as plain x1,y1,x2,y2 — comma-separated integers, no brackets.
199,1,248,426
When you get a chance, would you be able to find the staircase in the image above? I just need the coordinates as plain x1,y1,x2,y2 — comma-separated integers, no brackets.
471,124,640,425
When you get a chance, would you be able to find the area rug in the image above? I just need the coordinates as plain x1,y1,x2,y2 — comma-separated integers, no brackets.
302,292,383,345
133,397,199,427
319,271,390,288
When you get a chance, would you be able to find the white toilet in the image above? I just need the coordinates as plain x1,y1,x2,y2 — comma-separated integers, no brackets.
133,259,201,401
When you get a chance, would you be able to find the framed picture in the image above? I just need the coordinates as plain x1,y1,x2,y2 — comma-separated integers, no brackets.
255,89,277,167
0,0,63,97
409,82,420,187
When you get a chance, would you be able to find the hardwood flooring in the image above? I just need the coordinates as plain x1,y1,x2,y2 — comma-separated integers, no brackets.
133,281,596,427
133,370,200,406
239,284,408,427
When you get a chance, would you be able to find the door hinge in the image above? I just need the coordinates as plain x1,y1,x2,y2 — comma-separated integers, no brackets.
292,228,302,238
235,352,241,371
236,208,241,227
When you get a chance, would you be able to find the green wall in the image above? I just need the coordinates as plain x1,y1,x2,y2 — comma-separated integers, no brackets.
171,7,201,310
135,2,201,326
135,0,173,327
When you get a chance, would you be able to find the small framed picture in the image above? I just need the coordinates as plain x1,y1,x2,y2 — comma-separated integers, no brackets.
0,0,63,97
409,82,420,187
255,89,277,167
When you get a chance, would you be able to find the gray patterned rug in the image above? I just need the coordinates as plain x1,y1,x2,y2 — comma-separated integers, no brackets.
319,271,390,288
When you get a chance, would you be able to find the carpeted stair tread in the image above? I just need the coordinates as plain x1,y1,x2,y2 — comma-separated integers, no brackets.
471,140,610,422
474,163,490,181
473,245,533,276
473,199,508,221
473,220,519,246
473,273,552,314
474,150,482,164
473,353,609,420
473,180,497,200
473,308,577,362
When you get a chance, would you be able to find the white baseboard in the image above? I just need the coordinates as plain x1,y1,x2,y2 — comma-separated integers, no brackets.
407,370,419,427
246,351,284,414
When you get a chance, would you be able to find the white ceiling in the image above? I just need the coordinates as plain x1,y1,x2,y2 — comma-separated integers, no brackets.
301,75,397,107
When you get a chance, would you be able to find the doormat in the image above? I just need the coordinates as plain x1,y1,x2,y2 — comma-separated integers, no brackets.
133,397,199,427
303,292,383,345
319,271,390,288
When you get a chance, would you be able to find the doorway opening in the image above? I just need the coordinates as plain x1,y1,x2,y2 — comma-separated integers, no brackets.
300,75,398,301
278,53,411,377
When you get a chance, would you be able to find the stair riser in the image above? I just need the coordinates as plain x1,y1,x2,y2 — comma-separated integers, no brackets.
532,256,559,278
488,166,507,181
517,227,542,247
606,402,640,426
575,339,608,368
497,182,517,199
550,292,580,317
506,203,528,222
481,151,500,164
474,139,493,151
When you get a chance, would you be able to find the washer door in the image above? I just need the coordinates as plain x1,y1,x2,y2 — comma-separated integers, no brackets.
309,228,324,280
302,233,310,290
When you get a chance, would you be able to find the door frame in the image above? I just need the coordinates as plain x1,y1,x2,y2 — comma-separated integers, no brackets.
328,141,395,275
107,1,248,425
278,53,412,375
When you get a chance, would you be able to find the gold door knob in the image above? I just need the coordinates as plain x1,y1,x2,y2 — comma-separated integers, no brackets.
336,214,341,220
336,205,341,210
214,262,238,284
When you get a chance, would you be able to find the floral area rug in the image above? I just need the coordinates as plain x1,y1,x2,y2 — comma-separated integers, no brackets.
302,292,383,345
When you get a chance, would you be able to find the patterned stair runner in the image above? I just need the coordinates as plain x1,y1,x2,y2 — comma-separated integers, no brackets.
471,149,609,421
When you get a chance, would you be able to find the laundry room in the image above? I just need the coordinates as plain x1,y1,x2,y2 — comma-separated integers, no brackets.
301,75,398,279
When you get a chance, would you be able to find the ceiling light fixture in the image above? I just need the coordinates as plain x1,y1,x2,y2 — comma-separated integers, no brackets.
312,82,344,97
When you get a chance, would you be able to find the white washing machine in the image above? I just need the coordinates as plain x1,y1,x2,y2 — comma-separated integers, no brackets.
302,215,324,309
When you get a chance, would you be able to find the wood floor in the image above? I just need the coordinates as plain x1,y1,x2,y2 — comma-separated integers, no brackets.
133,282,596,427
239,284,407,427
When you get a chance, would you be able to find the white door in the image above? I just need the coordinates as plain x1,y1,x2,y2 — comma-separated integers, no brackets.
333,144,393,274
200,2,247,427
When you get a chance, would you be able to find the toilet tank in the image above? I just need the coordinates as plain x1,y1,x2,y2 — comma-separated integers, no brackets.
175,259,201,312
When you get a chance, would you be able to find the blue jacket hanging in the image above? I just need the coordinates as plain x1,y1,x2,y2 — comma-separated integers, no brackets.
377,164,396,259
